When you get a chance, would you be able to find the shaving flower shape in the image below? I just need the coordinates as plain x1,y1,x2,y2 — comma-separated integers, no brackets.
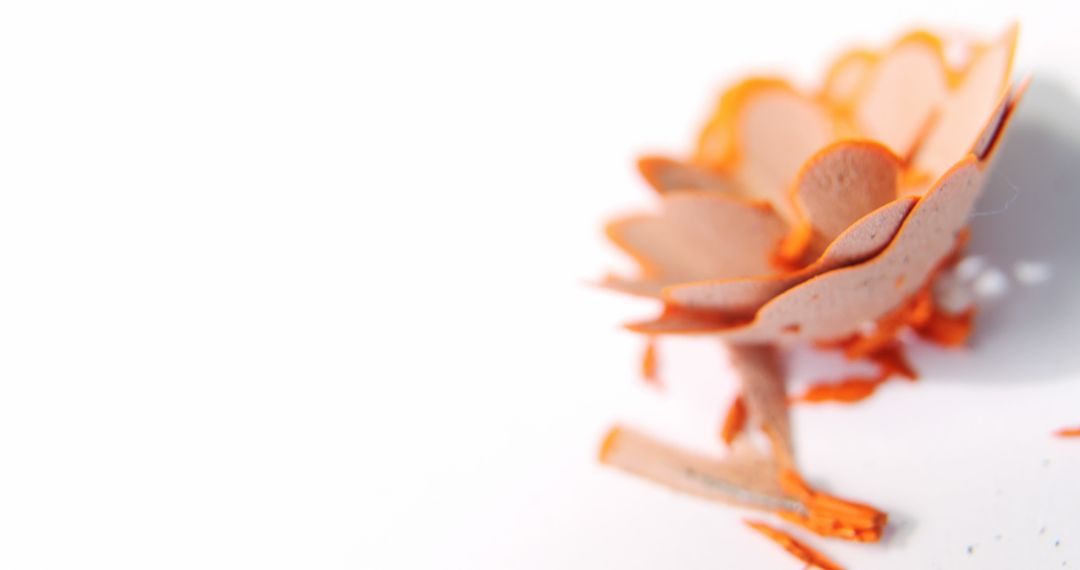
598,26,1025,567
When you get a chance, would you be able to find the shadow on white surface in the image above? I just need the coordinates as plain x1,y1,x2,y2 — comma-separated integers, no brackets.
912,77,1080,384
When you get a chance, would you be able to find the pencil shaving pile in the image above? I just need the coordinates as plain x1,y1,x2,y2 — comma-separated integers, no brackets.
599,25,1025,568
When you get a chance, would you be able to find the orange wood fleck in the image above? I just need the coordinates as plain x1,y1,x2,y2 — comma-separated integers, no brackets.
794,344,918,404
720,396,747,445
795,376,887,404
745,520,845,570
771,223,814,270
641,338,660,387
913,307,975,347
1054,426,1080,438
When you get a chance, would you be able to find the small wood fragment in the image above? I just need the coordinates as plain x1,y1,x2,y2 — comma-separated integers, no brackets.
641,338,660,387
1054,426,1080,438
721,395,747,445
745,519,845,570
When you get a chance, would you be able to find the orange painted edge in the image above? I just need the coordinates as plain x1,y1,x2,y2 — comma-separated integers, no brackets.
827,24,1018,156
821,48,876,105
977,76,1029,165
695,77,828,172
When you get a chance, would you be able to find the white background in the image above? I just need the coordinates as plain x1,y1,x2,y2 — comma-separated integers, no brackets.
2,1,1080,568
